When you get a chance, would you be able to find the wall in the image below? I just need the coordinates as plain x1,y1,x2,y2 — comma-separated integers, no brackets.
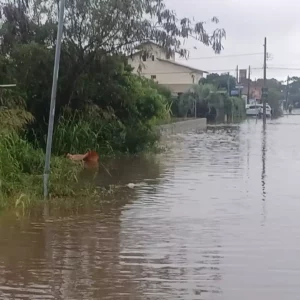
128,44,203,94
128,57,201,84
158,118,207,136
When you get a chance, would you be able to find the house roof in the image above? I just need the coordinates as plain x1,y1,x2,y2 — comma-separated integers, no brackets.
156,58,208,74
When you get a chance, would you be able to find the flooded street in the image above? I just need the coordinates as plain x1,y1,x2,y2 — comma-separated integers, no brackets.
1,116,300,299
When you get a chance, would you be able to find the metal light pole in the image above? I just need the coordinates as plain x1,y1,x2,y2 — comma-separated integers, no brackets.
43,0,65,199
247,66,251,104
0,84,17,88
192,74,197,118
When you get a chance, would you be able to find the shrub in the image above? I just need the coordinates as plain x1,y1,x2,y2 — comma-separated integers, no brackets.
50,108,161,156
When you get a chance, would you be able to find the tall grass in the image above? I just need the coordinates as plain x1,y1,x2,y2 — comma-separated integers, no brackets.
51,112,160,156
0,132,86,210
52,113,116,155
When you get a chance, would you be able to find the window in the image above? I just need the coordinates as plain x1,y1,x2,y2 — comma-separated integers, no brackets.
142,52,147,61
152,55,155,61
151,75,157,80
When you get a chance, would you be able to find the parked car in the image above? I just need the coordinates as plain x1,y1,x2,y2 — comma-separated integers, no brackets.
246,103,272,117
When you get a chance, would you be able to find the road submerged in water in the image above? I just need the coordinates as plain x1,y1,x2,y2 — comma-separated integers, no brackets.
1,116,300,300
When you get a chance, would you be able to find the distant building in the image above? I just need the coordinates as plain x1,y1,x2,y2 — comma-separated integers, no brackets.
127,41,207,94
239,69,247,82
240,77,263,102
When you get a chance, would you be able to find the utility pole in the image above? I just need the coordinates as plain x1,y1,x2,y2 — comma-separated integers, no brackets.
247,66,251,104
236,65,239,83
43,0,65,199
285,76,290,111
262,37,267,124
192,74,196,118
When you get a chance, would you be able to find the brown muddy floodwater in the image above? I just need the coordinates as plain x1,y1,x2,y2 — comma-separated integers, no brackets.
1,116,300,299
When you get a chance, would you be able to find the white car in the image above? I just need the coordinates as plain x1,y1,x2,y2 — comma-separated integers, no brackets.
246,104,272,117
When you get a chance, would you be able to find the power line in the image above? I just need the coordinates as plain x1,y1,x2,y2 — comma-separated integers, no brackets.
177,52,263,60
208,67,263,72
141,67,263,75
267,66,300,71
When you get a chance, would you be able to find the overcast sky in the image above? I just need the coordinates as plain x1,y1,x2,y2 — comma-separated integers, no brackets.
165,0,300,82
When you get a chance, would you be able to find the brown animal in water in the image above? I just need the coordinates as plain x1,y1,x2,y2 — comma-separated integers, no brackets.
67,151,99,170
67,151,99,162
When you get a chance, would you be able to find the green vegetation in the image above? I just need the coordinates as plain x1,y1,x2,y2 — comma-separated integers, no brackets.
0,0,225,154
224,96,246,121
261,78,284,117
200,74,284,119
286,77,300,109
199,73,237,92
0,0,225,210
268,88,283,117
176,84,215,118
0,131,83,210
175,83,245,122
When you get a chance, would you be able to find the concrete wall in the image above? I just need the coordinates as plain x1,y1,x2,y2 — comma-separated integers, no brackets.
158,118,207,136
128,56,202,84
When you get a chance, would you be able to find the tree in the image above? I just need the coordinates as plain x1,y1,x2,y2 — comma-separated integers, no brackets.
178,84,216,117
0,88,34,132
268,88,283,117
0,0,226,118
288,77,300,107
0,0,225,56
0,0,227,153
199,73,236,93
0,56,34,132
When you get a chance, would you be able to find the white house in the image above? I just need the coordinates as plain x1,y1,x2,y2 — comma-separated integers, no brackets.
127,41,207,94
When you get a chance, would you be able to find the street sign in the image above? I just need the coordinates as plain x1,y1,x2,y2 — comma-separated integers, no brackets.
235,85,243,89
231,90,239,96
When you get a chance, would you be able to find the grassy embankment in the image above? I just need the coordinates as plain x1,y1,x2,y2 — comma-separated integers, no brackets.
0,101,169,212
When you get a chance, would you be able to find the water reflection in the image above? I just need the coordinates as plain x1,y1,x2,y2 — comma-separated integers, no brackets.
261,124,267,201
261,123,267,225
0,155,166,300
79,155,163,187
